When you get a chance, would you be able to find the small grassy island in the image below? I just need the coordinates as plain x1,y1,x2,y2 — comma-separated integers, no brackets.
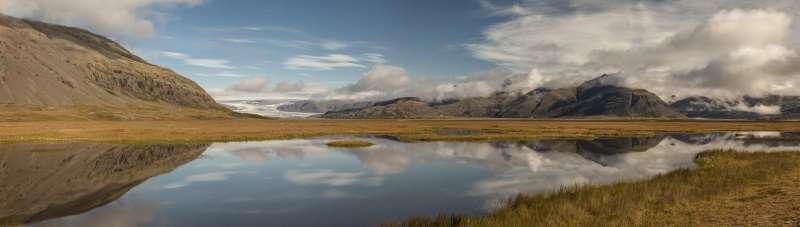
326,140,375,148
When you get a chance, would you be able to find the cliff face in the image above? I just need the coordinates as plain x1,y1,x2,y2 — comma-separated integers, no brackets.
0,144,208,224
0,15,231,120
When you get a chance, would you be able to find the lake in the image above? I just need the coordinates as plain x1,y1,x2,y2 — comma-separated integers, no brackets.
3,132,800,227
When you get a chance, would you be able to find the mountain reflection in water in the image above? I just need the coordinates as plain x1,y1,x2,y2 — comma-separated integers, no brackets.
2,132,799,227
0,144,207,226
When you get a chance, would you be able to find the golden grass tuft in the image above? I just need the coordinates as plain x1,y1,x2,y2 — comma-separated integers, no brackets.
326,140,374,148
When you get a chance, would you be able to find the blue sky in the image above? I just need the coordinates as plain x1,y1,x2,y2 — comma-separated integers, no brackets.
4,0,800,101
129,0,506,95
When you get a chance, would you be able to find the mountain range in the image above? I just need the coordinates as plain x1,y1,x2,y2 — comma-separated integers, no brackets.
3,15,797,120
286,75,800,120
320,75,686,119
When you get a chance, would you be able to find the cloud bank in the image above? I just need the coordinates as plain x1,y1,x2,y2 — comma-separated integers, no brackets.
309,65,546,101
0,0,203,39
284,54,366,71
469,0,800,100
227,77,270,93
161,51,236,69
297,1,800,104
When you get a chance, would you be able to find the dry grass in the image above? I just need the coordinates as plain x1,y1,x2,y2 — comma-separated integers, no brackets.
0,105,250,121
2,119,800,143
326,140,374,148
389,151,800,227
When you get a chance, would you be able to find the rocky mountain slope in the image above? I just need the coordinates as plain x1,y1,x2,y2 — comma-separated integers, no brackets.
496,75,684,118
0,15,232,120
321,97,447,119
278,99,373,113
321,75,685,119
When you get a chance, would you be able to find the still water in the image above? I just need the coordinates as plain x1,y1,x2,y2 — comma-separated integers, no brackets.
2,132,799,227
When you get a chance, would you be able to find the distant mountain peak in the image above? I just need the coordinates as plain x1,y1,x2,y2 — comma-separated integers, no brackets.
579,74,623,90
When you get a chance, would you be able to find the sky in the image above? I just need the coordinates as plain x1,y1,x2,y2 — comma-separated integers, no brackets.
3,0,800,102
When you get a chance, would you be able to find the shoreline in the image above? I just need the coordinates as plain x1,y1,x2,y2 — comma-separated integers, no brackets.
391,150,800,226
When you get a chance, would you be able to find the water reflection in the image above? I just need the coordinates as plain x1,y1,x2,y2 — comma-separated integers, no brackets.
4,133,800,227
0,144,207,226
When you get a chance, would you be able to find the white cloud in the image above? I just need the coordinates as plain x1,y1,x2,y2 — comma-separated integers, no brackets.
215,72,249,78
363,53,387,64
732,103,782,115
264,39,316,49
265,39,352,51
274,81,308,93
161,51,236,69
477,0,530,17
185,58,235,69
164,171,235,189
312,64,411,100
285,169,365,187
284,54,365,71
311,65,542,101
242,26,263,31
320,41,349,50
227,77,270,93
241,26,302,34
469,0,800,99
161,51,189,59
195,72,248,78
344,64,409,93
222,38,256,44
0,0,203,39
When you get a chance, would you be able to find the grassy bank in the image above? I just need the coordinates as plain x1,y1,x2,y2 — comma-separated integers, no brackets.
2,119,800,144
391,151,800,226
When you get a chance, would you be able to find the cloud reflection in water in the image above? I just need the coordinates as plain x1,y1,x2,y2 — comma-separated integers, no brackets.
206,133,800,209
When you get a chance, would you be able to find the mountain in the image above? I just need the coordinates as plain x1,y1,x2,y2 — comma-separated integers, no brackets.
0,15,233,120
744,95,800,118
671,95,800,119
497,75,684,118
321,97,448,119
277,99,373,113
670,96,762,119
321,75,685,119
430,91,519,118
